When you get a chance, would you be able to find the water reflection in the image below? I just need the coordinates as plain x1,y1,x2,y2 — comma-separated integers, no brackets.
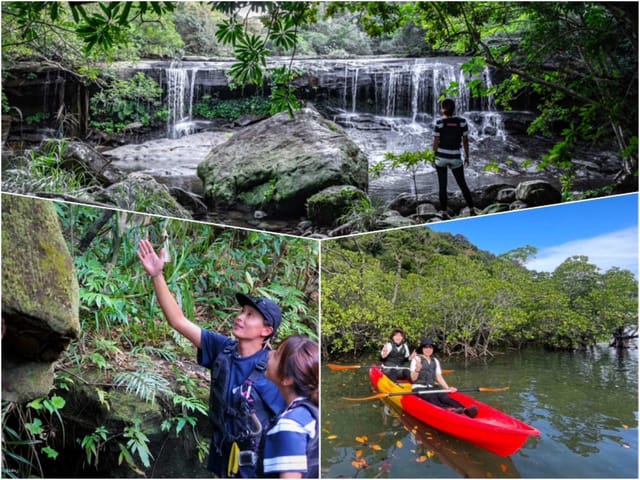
321,347,637,478
379,400,521,478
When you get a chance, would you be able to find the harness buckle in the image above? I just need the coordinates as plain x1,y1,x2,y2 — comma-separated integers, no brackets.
238,450,257,467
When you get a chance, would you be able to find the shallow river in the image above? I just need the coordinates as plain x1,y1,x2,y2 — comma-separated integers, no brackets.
320,346,637,478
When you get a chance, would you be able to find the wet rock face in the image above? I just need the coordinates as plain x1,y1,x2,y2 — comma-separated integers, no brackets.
2,194,80,403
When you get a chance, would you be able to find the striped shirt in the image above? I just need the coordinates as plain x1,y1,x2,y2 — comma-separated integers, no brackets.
434,116,468,160
263,397,317,476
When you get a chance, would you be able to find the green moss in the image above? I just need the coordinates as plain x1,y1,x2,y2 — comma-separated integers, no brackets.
2,194,79,334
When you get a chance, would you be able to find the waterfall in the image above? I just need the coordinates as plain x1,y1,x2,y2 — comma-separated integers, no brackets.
384,71,401,117
351,67,359,113
336,58,507,141
165,62,199,139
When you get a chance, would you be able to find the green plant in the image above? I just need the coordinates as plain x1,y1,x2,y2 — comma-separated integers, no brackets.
372,149,435,198
1,393,67,478
119,420,153,470
113,368,172,404
24,112,50,125
194,95,271,121
336,197,382,234
89,72,162,131
79,426,108,467
1,140,98,196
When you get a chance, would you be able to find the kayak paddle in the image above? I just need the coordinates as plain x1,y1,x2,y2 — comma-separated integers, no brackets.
328,363,454,374
343,386,510,402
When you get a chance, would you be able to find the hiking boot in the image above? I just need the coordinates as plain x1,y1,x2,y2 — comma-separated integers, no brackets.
464,405,478,418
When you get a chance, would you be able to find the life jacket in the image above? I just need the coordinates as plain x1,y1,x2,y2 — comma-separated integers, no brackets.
258,397,319,478
414,356,438,387
208,341,276,477
383,342,409,366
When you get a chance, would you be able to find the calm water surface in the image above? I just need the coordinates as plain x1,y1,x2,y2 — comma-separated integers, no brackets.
321,346,638,478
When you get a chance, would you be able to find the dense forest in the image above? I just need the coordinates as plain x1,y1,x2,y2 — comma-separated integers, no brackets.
321,227,638,358
2,201,318,477
2,2,637,192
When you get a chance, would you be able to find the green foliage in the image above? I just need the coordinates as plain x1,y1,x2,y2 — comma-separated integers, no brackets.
120,420,152,469
335,197,382,235
194,95,271,121
322,228,637,358
1,392,68,477
113,369,172,404
212,2,318,117
372,149,435,198
89,72,163,132
79,426,108,467
0,203,316,475
2,139,99,196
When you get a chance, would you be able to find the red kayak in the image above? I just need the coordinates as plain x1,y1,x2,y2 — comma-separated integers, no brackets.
370,366,540,456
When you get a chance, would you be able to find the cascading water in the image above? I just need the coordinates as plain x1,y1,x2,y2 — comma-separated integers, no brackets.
165,61,199,139
111,57,537,208
322,58,511,201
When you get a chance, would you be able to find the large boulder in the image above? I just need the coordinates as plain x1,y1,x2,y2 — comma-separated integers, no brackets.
95,172,193,219
2,194,80,402
197,108,368,216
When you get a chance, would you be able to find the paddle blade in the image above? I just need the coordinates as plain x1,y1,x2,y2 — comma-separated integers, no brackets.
477,386,510,393
327,364,362,371
342,393,387,402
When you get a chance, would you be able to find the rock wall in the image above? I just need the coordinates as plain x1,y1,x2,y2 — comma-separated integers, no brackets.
2,194,80,402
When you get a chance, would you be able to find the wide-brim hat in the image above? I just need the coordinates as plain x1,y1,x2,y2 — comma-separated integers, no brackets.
236,293,282,335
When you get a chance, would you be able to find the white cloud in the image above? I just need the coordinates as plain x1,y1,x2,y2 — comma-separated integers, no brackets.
525,227,639,275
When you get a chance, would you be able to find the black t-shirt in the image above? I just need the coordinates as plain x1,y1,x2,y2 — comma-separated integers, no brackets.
434,116,468,159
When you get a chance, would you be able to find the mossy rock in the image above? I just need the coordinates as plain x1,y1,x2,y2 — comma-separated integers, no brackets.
306,185,369,227
2,194,80,402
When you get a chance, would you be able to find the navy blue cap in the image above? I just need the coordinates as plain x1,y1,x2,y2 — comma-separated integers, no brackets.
236,293,282,336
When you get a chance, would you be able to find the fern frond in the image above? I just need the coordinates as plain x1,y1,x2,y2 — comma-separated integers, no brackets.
113,370,171,403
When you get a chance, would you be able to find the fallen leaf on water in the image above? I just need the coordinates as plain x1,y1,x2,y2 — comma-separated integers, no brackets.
371,444,382,451
500,464,509,473
396,440,403,448
355,435,369,443
355,449,363,458
327,435,338,440
416,455,427,463
352,458,369,469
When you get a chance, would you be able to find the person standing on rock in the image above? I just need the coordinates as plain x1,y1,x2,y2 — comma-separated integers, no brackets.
137,239,286,478
432,98,476,217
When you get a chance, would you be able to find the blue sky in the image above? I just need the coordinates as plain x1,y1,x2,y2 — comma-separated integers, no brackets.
427,193,638,275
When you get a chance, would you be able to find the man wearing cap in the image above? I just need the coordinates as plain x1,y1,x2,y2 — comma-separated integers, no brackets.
410,337,477,418
137,239,286,477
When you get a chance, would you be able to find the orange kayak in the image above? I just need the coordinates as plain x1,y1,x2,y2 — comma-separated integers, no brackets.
370,366,540,456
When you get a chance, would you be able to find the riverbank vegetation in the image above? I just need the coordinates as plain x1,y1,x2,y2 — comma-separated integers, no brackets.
321,227,637,358
2,202,318,477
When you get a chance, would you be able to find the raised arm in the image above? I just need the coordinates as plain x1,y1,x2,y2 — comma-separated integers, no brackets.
137,239,201,349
